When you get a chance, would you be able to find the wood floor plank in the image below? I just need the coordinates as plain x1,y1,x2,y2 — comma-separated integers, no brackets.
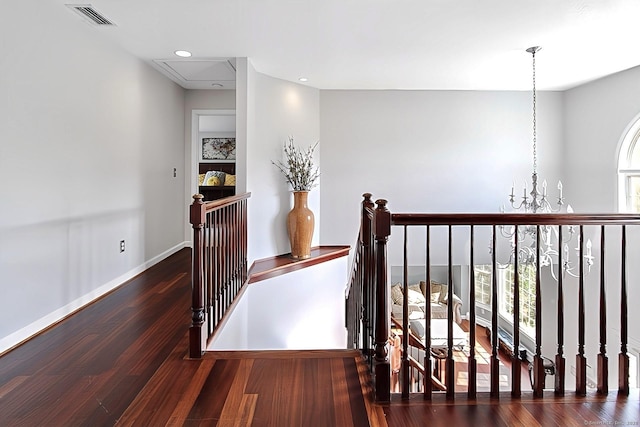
186,358,241,423
343,356,371,426
233,393,258,427
0,375,27,399
164,358,216,426
274,357,304,426
217,359,255,426
301,358,336,426
243,358,278,427
330,357,354,427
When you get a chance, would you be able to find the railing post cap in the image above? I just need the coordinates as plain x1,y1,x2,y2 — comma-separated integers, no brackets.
375,199,388,209
363,192,372,200
193,194,204,202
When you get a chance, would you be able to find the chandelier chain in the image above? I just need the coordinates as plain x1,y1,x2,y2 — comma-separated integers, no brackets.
532,48,537,175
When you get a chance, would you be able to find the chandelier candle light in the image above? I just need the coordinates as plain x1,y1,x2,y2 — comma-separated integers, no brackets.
500,46,593,276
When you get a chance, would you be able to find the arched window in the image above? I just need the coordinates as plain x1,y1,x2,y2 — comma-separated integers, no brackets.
618,114,640,212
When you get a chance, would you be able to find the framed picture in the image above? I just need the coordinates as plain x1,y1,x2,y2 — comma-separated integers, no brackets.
201,137,236,161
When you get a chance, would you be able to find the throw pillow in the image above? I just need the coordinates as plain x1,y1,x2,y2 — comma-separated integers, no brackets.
390,283,404,305
205,176,221,186
439,284,448,303
408,283,422,295
407,289,426,305
430,291,440,303
409,319,425,339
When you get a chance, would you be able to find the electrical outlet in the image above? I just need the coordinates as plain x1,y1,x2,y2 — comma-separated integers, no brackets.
120,240,125,253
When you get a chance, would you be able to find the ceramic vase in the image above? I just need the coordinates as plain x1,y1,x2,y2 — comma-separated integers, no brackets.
287,191,314,260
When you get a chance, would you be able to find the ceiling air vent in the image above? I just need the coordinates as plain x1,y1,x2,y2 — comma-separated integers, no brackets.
66,4,115,26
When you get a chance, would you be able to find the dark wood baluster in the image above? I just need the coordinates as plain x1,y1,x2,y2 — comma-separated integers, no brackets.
576,225,587,396
402,226,410,399
446,225,455,400
206,211,213,334
238,201,244,293
374,199,391,402
214,207,221,321
468,225,477,398
555,225,565,395
619,225,630,395
357,252,363,349
348,250,357,349
235,202,241,295
512,225,521,397
221,205,228,312
232,203,237,295
369,224,376,372
358,256,363,350
211,210,217,330
490,225,500,397
362,194,374,366
215,208,222,323
597,225,608,394
189,194,206,358
224,205,230,304
533,225,544,397
228,204,232,300
424,225,433,400
243,198,249,282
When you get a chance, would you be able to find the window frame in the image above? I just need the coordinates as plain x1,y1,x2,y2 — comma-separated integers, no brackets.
617,113,640,213
473,263,537,340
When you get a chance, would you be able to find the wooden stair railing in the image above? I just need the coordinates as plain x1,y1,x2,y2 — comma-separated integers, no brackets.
346,193,639,402
390,317,447,393
189,192,250,358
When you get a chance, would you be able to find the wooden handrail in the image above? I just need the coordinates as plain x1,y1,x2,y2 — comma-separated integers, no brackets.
201,192,251,212
189,192,250,358
391,212,640,226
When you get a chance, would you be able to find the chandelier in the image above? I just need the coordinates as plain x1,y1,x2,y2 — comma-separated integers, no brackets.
498,46,593,278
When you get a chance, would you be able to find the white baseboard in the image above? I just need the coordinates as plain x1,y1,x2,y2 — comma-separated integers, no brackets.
0,241,188,355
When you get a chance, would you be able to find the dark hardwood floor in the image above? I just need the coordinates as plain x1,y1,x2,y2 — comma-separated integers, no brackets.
0,249,193,426
0,248,384,426
0,247,637,426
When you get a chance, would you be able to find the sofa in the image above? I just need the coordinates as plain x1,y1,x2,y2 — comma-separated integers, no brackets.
390,280,463,324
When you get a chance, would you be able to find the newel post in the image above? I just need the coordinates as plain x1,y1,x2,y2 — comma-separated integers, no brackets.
373,199,391,402
189,194,206,358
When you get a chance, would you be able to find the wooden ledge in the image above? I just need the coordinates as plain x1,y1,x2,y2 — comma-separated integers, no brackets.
248,245,350,284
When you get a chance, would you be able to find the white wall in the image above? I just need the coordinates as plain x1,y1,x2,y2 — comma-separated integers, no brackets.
0,1,185,351
319,90,565,265
245,67,321,263
210,258,348,350
564,65,640,212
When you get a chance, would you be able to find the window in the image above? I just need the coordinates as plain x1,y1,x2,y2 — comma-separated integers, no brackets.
474,264,492,306
473,264,536,337
618,114,640,212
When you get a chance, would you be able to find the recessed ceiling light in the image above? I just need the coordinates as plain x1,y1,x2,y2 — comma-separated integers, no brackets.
174,50,192,58
298,77,308,82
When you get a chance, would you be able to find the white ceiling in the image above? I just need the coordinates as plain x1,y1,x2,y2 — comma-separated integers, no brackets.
62,0,640,91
